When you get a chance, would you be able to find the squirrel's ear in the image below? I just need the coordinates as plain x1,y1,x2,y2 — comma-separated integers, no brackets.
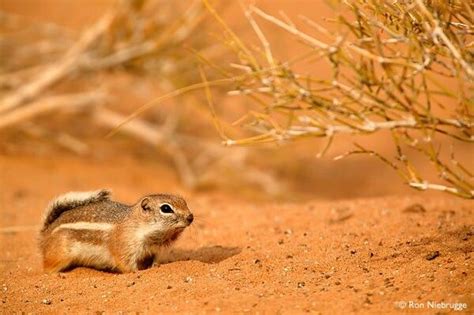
141,197,151,212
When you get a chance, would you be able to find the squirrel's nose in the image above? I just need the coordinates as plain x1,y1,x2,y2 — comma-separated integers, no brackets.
186,214,194,224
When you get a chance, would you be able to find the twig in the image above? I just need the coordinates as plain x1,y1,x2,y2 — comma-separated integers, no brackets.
409,182,474,199
0,12,114,114
0,91,105,130
94,107,197,188
21,123,90,155
414,0,474,79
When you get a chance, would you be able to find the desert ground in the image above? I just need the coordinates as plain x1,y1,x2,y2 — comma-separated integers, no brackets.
1,153,473,313
1,0,473,314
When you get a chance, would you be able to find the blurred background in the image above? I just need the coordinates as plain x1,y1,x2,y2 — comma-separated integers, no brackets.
1,0,471,208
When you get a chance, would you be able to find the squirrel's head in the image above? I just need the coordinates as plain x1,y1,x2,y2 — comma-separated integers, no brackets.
133,194,193,245
138,194,193,227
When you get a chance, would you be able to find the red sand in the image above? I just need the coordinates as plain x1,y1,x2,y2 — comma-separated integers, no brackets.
1,154,473,313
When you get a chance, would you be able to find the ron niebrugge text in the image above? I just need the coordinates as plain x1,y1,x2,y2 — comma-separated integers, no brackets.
395,300,468,311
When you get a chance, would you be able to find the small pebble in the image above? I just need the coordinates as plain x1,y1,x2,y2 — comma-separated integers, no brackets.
42,299,52,305
426,251,440,261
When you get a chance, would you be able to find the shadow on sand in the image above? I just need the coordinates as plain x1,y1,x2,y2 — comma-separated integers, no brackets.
158,245,241,264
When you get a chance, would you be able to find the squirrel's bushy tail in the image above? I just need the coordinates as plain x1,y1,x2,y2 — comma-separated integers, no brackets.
41,189,111,231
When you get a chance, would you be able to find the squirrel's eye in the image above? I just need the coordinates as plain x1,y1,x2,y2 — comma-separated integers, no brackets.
160,204,174,214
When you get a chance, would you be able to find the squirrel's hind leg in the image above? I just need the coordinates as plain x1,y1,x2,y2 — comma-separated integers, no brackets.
41,232,73,273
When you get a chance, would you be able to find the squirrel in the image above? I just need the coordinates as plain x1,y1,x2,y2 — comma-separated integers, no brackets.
39,189,194,273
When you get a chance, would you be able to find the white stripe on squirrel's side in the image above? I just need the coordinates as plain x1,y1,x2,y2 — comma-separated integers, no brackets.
70,241,113,267
53,222,114,233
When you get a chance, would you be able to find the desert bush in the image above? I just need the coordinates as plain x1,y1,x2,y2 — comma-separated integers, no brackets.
0,0,206,117
2,0,472,198
0,0,282,193
198,0,473,198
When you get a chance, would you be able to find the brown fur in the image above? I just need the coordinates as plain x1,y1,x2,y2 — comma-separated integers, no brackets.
39,190,193,273
42,189,111,232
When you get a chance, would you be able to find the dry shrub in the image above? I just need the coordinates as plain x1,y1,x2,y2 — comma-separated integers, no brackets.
0,0,282,194
2,0,472,198
199,0,473,198
0,0,206,117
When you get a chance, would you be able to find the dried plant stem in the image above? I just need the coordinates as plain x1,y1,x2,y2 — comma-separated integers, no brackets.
94,108,197,188
409,182,473,198
104,77,236,139
0,92,105,130
96,107,283,194
0,12,114,114
250,6,422,69
414,0,474,79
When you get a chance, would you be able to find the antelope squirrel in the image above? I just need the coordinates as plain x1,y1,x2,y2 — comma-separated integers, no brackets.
39,189,194,273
